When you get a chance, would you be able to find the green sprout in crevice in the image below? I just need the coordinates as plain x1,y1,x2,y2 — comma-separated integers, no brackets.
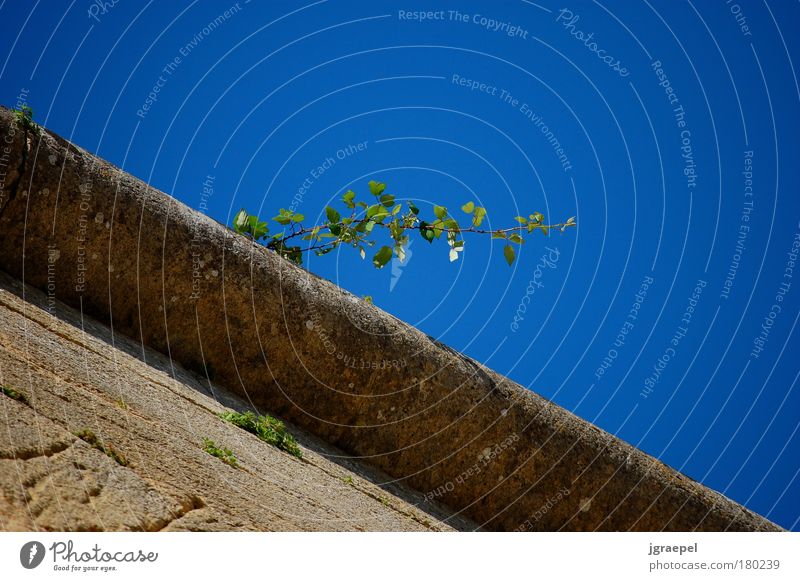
74,428,129,466
1,384,29,405
202,437,239,468
13,105,40,135
218,410,303,459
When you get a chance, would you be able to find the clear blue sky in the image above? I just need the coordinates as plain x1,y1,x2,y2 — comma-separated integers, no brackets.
1,0,798,529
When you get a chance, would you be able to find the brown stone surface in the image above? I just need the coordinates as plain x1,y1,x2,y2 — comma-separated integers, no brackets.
0,106,781,531
0,271,472,531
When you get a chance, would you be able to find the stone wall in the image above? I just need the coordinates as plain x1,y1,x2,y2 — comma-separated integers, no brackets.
0,107,780,531
0,271,470,531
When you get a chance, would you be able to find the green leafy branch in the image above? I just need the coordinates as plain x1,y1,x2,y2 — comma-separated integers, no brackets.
232,180,575,268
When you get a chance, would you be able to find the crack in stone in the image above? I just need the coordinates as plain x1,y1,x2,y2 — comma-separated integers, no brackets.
0,438,73,461
0,123,29,219
145,495,206,532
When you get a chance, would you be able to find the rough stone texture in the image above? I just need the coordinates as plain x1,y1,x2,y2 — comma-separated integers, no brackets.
0,107,781,531
0,271,472,531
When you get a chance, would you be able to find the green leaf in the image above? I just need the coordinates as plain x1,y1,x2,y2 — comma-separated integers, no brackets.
443,218,460,232
509,233,524,244
366,204,388,219
514,216,528,225
380,194,395,208
373,246,393,268
433,205,448,219
368,180,386,196
491,230,507,239
391,203,402,215
273,214,291,225
472,207,487,227
504,244,515,266
389,219,403,241
530,212,544,224
540,225,549,236
419,221,435,243
248,215,269,239
292,213,304,223
342,190,356,208
431,219,445,239
461,201,475,213
252,221,269,240
408,202,420,215
325,206,340,224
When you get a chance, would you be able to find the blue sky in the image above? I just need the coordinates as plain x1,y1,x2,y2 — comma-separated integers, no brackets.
1,0,798,529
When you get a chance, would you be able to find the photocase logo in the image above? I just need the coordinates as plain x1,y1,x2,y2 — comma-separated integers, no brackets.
20,541,46,569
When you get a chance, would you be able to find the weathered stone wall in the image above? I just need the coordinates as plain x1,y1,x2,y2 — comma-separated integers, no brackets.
0,271,469,531
0,107,780,531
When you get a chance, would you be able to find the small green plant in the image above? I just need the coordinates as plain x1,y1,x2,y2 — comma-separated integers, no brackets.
13,105,39,134
115,398,129,410
202,437,239,468
74,429,128,466
218,410,302,459
341,475,354,486
1,385,29,405
231,180,575,268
